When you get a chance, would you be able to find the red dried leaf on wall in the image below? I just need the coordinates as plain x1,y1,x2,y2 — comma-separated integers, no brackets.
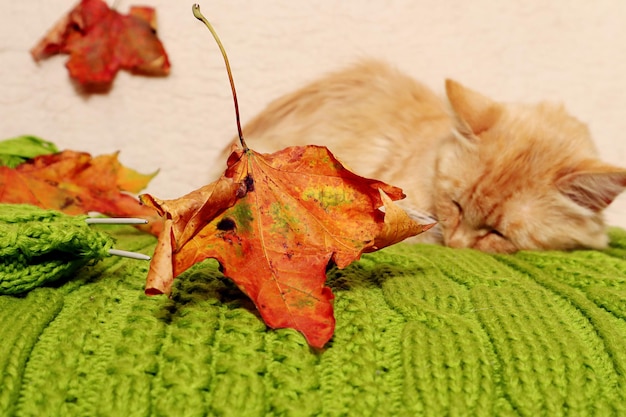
31,0,170,87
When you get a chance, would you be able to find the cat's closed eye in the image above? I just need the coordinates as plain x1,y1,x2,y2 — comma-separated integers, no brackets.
449,198,507,242
487,228,505,239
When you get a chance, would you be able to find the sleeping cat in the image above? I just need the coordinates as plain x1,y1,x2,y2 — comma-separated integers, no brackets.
213,60,626,253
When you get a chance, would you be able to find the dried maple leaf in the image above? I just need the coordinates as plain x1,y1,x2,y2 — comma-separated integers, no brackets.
31,0,170,87
136,4,434,348
368,189,436,252
0,150,161,235
140,145,434,348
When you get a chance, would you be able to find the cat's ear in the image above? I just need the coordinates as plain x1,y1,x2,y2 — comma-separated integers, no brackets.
445,79,502,140
556,163,626,212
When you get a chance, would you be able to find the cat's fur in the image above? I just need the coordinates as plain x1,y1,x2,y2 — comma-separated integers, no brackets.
214,60,626,253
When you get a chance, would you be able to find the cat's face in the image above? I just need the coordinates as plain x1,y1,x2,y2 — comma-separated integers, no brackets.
433,80,626,253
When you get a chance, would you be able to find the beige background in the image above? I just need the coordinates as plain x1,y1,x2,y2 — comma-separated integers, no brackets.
4,1,626,227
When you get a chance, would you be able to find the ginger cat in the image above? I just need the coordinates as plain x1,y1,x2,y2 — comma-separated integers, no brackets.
214,60,626,253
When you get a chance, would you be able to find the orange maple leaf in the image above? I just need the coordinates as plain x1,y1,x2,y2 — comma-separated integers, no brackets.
0,150,161,235
137,4,434,347
31,0,170,87
140,145,433,348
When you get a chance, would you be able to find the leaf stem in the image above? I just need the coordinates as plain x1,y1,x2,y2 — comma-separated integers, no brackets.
192,4,248,151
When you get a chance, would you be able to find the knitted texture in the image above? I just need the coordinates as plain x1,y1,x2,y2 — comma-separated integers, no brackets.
2,224,626,416
0,204,114,295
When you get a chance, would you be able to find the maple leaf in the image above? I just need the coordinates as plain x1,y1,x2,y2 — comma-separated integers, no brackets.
368,189,436,252
0,150,161,235
31,0,170,87
136,4,435,348
140,145,433,348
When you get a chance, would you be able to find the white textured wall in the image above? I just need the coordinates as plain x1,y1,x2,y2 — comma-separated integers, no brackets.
4,1,626,227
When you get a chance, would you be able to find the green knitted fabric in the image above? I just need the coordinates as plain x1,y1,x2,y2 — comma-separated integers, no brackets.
2,223,626,416
0,204,114,295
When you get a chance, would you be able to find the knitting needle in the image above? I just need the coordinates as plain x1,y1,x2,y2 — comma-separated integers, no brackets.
108,249,151,261
85,217,148,225
85,217,151,260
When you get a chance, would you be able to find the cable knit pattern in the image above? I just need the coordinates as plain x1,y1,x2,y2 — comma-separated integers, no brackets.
2,213,626,416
